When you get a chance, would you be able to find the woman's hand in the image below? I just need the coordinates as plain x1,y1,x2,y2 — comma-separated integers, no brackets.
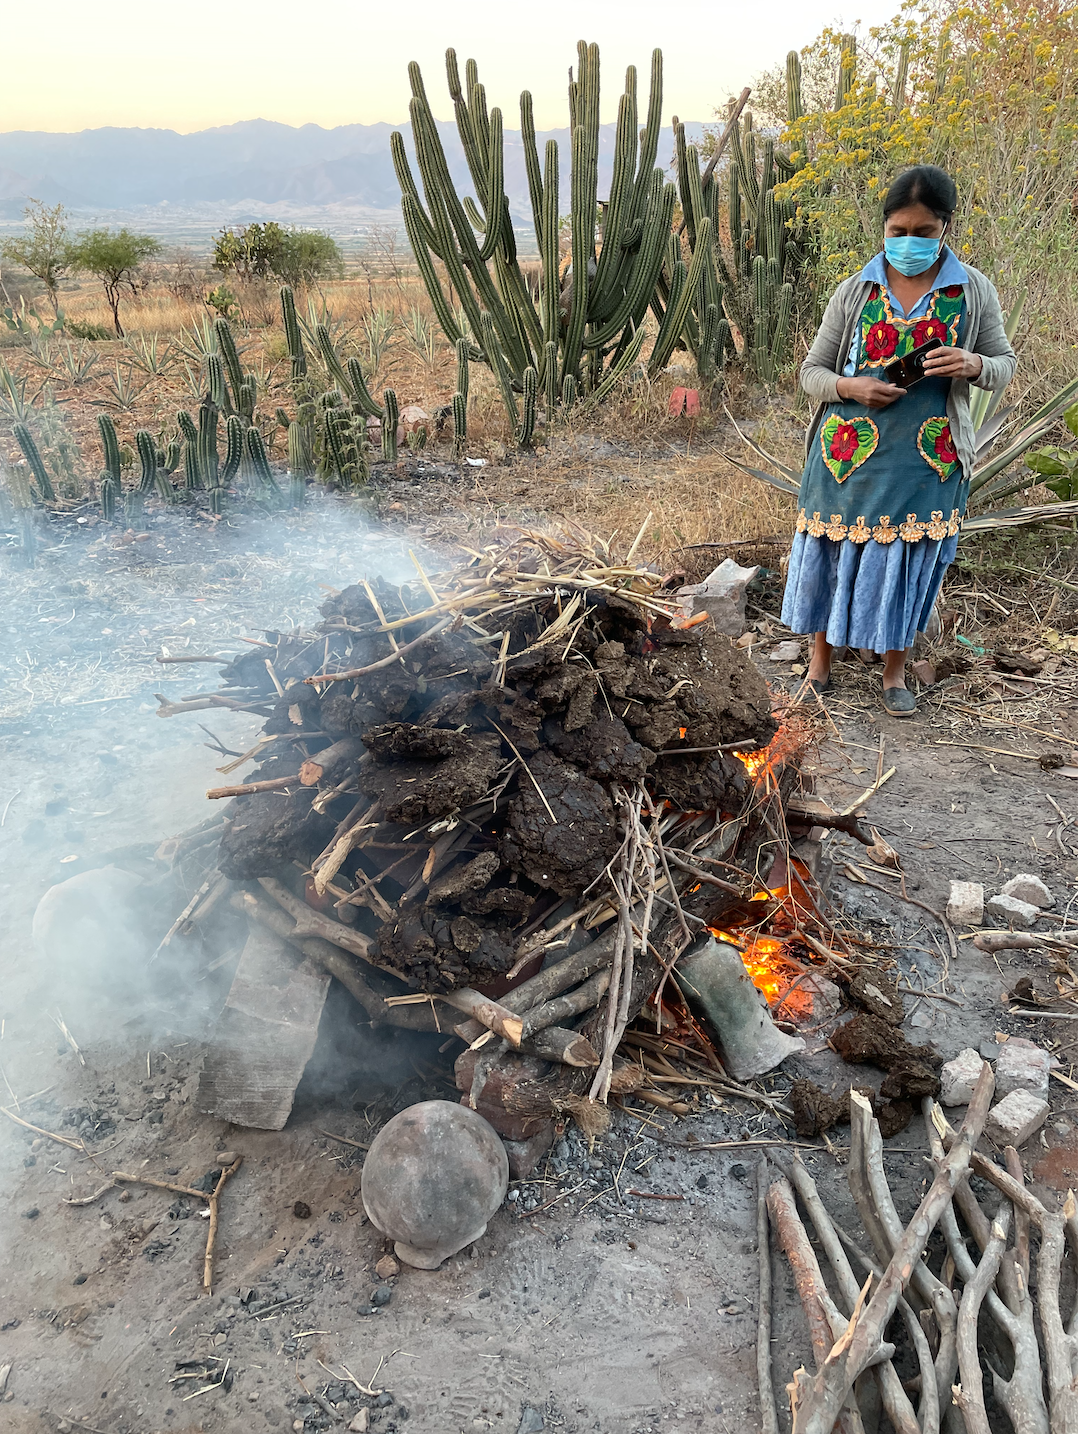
922,346,983,380
835,376,905,408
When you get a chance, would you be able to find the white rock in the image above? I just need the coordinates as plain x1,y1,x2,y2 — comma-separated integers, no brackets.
940,1048,985,1107
995,1037,1053,1099
348,1413,370,1433
985,1089,1049,1147
769,640,802,662
946,880,984,926
676,559,760,638
1001,873,1054,908
986,893,1041,929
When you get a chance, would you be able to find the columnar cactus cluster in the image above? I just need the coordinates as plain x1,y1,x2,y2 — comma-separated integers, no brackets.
394,44,675,435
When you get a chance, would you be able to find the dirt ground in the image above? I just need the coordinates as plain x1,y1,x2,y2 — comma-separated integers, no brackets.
2,484,1078,1434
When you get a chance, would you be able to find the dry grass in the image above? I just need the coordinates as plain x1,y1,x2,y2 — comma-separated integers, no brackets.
1,270,808,558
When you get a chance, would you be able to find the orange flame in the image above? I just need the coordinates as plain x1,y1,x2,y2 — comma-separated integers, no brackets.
710,925,815,1020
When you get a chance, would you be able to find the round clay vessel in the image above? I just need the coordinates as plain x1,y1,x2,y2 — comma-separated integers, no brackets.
361,1100,508,1269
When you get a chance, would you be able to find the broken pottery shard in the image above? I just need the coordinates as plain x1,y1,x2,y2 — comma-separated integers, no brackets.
940,1048,985,1107
196,927,330,1130
946,880,984,927
995,1037,1053,1099
361,1100,508,1270
675,559,760,637
985,1089,1049,1147
676,936,804,1081
1001,873,1054,909
986,893,1041,929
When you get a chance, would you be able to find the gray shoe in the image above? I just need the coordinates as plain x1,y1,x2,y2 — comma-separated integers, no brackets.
882,686,917,716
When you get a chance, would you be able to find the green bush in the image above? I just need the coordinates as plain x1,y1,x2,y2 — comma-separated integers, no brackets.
67,319,112,340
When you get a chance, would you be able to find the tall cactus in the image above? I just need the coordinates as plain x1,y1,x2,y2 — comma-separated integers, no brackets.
393,44,675,436
245,427,280,494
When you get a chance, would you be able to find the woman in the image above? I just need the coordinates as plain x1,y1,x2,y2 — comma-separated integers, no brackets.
780,165,1017,715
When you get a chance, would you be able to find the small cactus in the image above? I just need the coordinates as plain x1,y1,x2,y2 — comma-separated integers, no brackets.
452,391,467,455
245,427,280,493
221,414,244,487
136,429,158,492
12,423,55,501
382,389,399,462
100,474,118,520
98,414,121,483
516,366,537,447
280,286,307,379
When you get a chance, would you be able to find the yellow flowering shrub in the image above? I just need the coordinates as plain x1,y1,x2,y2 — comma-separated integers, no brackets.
759,0,1078,377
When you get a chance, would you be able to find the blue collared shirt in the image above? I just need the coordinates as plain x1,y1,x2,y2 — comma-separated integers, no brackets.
843,248,970,375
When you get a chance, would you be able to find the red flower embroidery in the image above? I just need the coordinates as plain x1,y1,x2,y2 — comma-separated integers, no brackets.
864,320,899,360
868,284,881,300
942,284,963,297
830,423,861,462
913,317,948,347
933,424,957,464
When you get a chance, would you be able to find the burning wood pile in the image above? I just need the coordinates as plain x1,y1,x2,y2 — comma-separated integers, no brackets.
161,527,842,1139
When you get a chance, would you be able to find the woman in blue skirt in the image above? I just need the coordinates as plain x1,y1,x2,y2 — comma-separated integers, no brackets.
780,165,1017,715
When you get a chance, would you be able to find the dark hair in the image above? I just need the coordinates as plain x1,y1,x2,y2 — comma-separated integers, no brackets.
882,165,958,222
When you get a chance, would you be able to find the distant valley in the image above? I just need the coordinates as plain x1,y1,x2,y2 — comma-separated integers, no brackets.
0,117,706,246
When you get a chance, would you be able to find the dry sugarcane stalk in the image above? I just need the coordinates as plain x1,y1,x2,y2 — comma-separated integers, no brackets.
766,1175,868,1434
849,1091,960,1412
788,1063,994,1434
304,614,455,685
207,775,300,799
953,1203,1011,1434
784,1153,922,1434
924,1104,1048,1434
299,737,365,787
757,1158,781,1434
439,988,524,1047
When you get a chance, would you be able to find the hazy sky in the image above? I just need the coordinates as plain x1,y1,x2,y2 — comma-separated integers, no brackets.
3,0,896,134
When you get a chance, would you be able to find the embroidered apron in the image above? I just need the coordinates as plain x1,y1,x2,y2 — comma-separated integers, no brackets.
796,284,969,546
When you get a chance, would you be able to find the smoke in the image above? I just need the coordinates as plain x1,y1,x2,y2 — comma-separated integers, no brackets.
1,494,435,1063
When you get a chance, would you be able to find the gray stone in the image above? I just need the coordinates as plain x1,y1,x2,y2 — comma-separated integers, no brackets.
1001,873,1054,908
940,1048,985,1107
675,559,760,637
946,880,984,926
995,1038,1053,1099
986,894,1041,929
985,1090,1049,1147
361,1100,508,1270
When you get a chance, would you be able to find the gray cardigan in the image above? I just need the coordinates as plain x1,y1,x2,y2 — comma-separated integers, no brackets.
799,258,1018,476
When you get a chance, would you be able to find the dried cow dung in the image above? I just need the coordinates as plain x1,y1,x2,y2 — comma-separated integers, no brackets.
830,1012,940,1077
202,544,775,999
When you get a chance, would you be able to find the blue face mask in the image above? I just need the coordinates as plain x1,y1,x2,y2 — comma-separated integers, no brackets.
884,235,944,276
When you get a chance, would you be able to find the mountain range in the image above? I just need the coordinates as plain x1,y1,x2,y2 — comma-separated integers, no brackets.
0,117,707,222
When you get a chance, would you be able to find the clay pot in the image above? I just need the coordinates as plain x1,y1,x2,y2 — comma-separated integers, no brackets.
361,1100,508,1269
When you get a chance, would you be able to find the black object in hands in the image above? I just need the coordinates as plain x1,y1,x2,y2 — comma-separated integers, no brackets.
882,337,944,389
